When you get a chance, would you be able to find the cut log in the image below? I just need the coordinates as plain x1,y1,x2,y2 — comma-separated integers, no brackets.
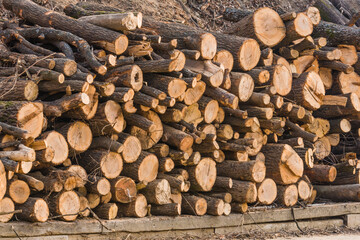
229,180,257,203
57,121,92,155
3,0,128,54
162,125,193,151
205,87,239,109
79,150,123,179
262,144,304,184
229,72,254,102
93,203,118,220
17,197,49,222
130,110,163,150
142,17,216,59
38,131,69,165
256,178,277,205
0,197,14,223
79,13,139,31
304,164,337,183
185,60,223,87
276,184,298,207
17,174,44,191
86,176,111,196
0,101,43,139
117,194,148,218
314,0,348,25
181,195,207,216
314,184,360,202
122,151,158,182
48,191,80,221
186,158,216,192
217,160,266,183
288,71,325,110
261,64,292,96
298,179,312,200
278,13,313,46
231,202,248,213
226,7,286,47
141,179,171,205
151,203,181,216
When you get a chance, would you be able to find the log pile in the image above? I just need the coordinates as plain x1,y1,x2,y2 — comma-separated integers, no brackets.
0,0,359,223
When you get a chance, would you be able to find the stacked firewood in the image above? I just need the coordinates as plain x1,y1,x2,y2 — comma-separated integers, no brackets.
0,0,360,223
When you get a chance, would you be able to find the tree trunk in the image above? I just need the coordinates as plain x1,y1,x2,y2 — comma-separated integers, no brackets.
122,151,158,182
304,164,337,183
276,184,298,207
186,158,216,192
117,133,142,163
3,0,128,54
117,194,148,218
48,191,80,221
229,180,257,203
314,184,360,201
217,160,266,183
141,179,171,205
93,203,118,220
181,195,207,216
79,150,123,179
151,203,181,216
262,144,304,184
256,178,277,205
225,7,286,48
16,197,49,222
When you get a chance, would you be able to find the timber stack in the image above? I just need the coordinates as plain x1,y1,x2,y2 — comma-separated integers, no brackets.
0,0,358,223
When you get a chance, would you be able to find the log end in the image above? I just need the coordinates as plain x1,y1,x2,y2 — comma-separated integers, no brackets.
238,39,261,71
200,33,217,60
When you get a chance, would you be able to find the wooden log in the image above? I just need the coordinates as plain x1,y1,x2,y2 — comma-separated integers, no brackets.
79,13,139,31
181,195,207,216
115,133,141,163
305,164,337,183
48,191,80,221
142,17,217,60
37,131,68,166
229,180,257,203
141,179,171,205
42,93,90,117
298,179,312,200
151,203,181,216
158,157,174,173
162,125,193,151
122,151,158,182
262,144,304,184
256,178,277,205
229,72,254,102
16,197,49,222
231,202,248,213
130,110,163,150
185,60,224,87
186,158,216,192
0,101,43,139
0,197,14,223
93,203,118,220
79,150,123,179
7,179,30,204
217,160,266,183
314,0,348,25
261,64,292,96
225,7,286,48
117,194,148,218
312,21,360,49
27,172,63,193
314,184,360,202
57,121,92,155
3,0,128,54
87,193,100,209
246,68,270,85
278,13,313,46
288,71,325,111
17,174,44,191
276,184,298,207
89,136,124,154
86,176,111,196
